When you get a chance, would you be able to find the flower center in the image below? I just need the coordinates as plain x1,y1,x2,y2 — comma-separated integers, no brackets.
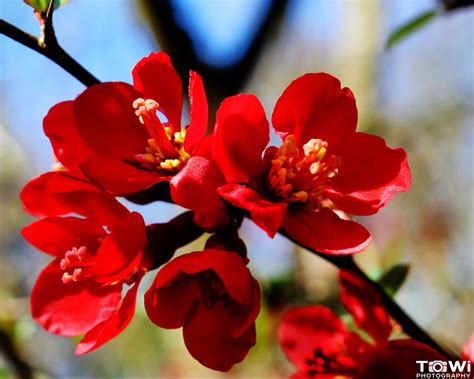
199,271,230,308
132,98,190,173
266,135,340,209
60,246,95,284
304,348,355,376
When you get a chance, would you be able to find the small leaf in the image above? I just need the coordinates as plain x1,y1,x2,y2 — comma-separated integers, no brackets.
377,263,411,297
386,9,438,49
23,0,69,13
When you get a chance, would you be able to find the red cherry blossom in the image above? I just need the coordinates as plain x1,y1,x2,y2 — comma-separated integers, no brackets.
212,73,410,254
144,249,260,371
21,175,148,354
42,52,227,230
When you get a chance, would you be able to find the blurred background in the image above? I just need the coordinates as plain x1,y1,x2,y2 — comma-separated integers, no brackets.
1,0,473,377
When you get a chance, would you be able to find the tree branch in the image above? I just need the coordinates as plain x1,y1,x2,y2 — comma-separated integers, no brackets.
1,19,99,87
279,229,459,360
0,330,33,379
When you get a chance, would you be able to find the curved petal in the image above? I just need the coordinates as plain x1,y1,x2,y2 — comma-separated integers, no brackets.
145,274,201,329
278,306,356,371
218,184,287,237
171,156,229,231
50,174,129,227
153,250,252,304
462,334,474,361
74,82,148,159
22,217,104,257
132,52,183,131
225,278,261,337
214,94,269,182
283,208,371,255
183,301,256,371
43,101,93,170
20,172,70,217
339,271,392,344
31,261,122,337
92,212,146,284
184,71,208,153
75,277,142,355
356,340,445,379
326,132,411,215
79,156,163,195
272,73,357,153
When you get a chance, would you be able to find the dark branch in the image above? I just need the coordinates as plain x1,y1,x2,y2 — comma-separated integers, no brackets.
1,19,99,87
279,229,459,360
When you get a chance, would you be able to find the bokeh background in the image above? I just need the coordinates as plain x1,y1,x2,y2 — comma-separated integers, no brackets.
1,0,473,377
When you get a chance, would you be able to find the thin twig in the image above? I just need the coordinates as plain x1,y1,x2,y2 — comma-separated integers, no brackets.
1,19,99,87
279,229,459,360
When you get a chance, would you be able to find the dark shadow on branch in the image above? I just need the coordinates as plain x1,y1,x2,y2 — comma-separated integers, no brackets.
0,330,33,379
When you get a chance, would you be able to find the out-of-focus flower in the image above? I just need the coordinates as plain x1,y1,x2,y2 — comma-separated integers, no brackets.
210,73,410,254
42,52,228,230
21,174,148,354
145,248,260,371
278,271,445,378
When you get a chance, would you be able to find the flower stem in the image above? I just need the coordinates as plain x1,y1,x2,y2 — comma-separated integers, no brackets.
1,18,99,87
279,229,458,360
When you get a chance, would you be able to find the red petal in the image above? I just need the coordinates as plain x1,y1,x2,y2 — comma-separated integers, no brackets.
20,172,70,216
213,94,269,182
145,275,201,329
31,261,121,337
74,82,148,159
184,71,208,153
132,52,183,131
183,301,256,371
75,277,142,354
43,101,93,170
339,270,392,344
50,174,129,227
22,217,104,257
326,132,411,215
79,156,162,195
218,184,287,237
356,339,445,379
278,305,354,371
171,156,229,231
283,208,371,255
225,278,261,337
272,73,357,153
92,212,146,284
154,250,252,305
462,334,474,361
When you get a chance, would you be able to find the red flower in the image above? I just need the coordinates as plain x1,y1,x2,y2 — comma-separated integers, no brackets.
43,52,227,229
144,249,261,371
278,271,445,379
21,174,148,354
211,73,410,254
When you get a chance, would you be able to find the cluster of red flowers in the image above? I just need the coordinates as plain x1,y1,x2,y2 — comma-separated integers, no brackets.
21,52,411,371
279,271,474,378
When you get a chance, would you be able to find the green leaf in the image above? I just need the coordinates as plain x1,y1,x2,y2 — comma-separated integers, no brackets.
23,0,69,13
377,263,411,297
386,9,438,49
